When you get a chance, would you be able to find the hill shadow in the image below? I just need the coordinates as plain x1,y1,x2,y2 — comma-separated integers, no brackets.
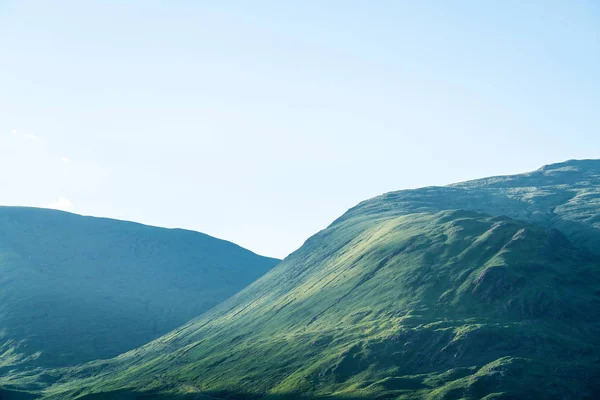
0,389,38,400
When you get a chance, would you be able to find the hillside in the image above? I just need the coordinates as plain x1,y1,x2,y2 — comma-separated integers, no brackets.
339,159,600,255
6,160,600,399
0,207,279,372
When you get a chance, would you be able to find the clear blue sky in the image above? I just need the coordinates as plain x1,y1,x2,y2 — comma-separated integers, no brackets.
1,1,599,258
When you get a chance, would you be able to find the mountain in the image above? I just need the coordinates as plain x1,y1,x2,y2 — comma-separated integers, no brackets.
5,160,600,399
339,159,600,256
0,207,279,373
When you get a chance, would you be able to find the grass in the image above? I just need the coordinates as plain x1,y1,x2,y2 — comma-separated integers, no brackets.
37,209,600,399
3,159,600,399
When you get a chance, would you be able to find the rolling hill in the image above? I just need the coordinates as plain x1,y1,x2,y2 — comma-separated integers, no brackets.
4,160,600,399
0,207,279,372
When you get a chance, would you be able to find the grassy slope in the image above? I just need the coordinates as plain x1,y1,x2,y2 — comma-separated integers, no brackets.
7,159,600,399
32,161,600,399
340,159,600,255
0,207,279,372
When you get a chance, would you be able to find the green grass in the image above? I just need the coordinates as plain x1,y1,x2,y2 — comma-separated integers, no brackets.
4,159,600,399
38,209,600,399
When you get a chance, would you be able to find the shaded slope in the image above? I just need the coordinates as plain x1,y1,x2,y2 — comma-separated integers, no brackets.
0,207,279,370
39,210,600,399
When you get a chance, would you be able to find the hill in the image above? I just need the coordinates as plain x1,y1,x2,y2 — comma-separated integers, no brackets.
0,207,279,372
6,160,600,399
339,159,600,255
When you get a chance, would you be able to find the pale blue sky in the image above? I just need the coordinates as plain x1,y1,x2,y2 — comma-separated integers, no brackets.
1,1,599,258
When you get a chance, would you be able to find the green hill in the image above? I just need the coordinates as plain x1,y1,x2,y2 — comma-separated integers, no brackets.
338,159,600,255
0,207,279,372
5,160,600,399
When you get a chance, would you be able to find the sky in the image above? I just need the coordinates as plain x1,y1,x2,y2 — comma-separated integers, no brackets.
1,1,599,258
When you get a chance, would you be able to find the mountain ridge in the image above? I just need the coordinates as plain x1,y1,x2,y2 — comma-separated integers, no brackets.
2,159,600,399
10,159,596,400
332,159,600,255
0,206,274,260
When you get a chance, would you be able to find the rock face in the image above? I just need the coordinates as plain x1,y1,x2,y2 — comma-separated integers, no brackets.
0,207,279,370
4,160,600,399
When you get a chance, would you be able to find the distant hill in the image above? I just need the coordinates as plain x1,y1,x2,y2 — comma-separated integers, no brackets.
0,207,279,371
4,160,600,399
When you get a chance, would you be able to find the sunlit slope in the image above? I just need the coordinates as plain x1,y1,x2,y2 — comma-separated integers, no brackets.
340,159,600,255
0,207,279,370
43,209,600,399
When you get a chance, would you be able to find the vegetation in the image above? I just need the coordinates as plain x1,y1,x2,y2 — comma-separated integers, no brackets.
2,159,600,399
0,207,279,372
